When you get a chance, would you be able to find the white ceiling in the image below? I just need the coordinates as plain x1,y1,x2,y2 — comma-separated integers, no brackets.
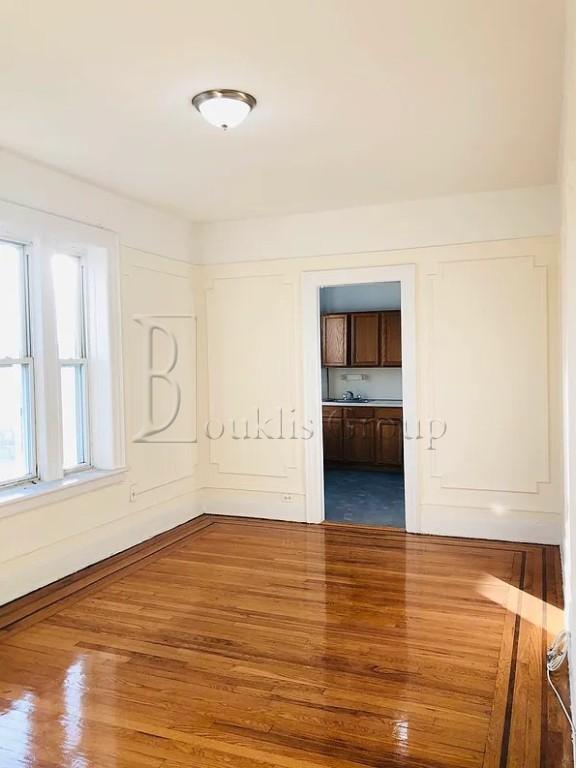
0,0,565,222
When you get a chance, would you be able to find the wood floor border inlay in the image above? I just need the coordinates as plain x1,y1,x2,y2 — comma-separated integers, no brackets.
498,551,526,768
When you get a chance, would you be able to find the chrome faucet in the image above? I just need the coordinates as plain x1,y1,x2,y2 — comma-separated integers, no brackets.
342,391,355,401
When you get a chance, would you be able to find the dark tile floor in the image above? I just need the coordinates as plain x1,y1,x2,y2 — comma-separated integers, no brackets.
324,468,405,527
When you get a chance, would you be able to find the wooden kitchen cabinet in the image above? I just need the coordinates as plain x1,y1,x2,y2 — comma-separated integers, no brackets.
322,408,343,461
322,405,403,470
350,312,380,367
375,414,403,467
321,311,401,367
321,314,348,366
381,311,402,366
343,416,375,463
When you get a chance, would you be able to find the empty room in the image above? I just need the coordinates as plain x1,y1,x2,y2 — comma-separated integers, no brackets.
1,1,576,766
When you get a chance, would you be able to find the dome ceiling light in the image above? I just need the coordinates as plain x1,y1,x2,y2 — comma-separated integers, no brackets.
191,89,257,130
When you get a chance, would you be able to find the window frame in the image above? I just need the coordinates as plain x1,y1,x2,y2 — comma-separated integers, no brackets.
0,202,126,506
0,240,37,488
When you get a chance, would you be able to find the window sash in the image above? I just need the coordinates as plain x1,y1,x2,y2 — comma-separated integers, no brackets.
0,360,36,487
58,260,91,473
0,242,37,488
60,360,90,472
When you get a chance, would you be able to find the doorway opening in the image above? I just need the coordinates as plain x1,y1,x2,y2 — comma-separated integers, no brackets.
301,265,418,531
320,282,404,527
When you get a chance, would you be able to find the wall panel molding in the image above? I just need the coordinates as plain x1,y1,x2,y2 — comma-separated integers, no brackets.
206,273,299,480
425,253,551,495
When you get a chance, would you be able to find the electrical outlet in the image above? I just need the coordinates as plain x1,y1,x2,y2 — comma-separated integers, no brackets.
281,494,294,503
129,485,137,502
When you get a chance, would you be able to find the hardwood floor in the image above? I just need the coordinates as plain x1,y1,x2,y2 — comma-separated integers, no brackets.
0,516,572,767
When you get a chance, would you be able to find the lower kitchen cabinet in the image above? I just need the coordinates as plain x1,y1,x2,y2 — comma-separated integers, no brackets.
375,416,403,467
322,406,403,470
322,413,343,461
343,417,375,463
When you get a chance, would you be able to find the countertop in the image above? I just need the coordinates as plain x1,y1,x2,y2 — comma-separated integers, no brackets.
322,400,403,408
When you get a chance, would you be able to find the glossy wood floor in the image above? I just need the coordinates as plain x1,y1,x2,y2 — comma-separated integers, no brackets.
0,517,572,768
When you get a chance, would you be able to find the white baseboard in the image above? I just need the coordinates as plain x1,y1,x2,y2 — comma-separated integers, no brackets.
0,491,201,605
419,504,562,544
201,488,306,523
200,489,561,544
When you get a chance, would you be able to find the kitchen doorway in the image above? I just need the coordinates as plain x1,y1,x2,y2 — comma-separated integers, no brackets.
301,265,418,532
320,282,404,526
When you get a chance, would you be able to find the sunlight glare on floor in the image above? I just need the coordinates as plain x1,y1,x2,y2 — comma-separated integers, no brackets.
477,574,563,634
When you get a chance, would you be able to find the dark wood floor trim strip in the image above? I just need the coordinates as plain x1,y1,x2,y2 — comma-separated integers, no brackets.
541,547,548,768
0,513,216,636
499,551,527,768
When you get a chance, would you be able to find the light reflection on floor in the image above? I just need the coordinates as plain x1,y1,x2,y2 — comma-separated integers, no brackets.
477,574,563,633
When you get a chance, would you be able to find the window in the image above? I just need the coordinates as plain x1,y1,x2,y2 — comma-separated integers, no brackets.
0,241,35,486
0,210,125,503
52,254,90,471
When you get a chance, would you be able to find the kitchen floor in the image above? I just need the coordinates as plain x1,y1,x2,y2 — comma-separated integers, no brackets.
324,468,405,527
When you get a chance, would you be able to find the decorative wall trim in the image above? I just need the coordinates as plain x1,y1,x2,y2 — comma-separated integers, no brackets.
426,253,551,495
205,273,298,478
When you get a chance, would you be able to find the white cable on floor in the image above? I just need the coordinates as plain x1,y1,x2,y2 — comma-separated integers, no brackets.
546,630,576,736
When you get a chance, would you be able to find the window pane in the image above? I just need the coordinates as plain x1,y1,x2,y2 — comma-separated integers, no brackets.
0,241,26,358
61,365,88,469
0,365,33,483
52,254,83,359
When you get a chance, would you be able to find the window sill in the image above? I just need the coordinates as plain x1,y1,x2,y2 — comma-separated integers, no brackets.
0,468,128,519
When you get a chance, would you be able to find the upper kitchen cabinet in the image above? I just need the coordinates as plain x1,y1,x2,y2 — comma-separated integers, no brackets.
320,310,402,367
381,310,402,366
350,312,380,367
321,313,348,366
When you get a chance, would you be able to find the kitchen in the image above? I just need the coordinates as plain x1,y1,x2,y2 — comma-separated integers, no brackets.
320,282,404,527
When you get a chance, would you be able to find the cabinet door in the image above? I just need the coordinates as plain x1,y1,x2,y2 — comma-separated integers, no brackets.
321,314,348,366
343,418,375,463
381,311,402,366
322,415,343,461
350,313,380,367
375,418,403,467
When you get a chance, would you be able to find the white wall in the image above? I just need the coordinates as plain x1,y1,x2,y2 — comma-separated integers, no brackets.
326,368,403,401
560,0,576,730
0,153,200,604
200,233,563,545
320,282,401,312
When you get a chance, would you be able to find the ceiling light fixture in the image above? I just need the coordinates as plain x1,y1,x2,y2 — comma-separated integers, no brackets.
192,89,257,130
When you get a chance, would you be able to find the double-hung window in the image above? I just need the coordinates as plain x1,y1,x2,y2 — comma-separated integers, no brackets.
0,211,124,507
0,241,35,486
52,254,90,471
